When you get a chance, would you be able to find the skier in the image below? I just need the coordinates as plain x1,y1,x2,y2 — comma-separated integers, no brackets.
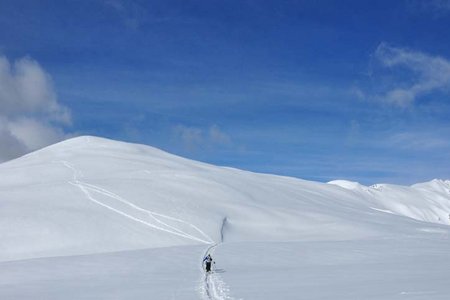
203,254,213,273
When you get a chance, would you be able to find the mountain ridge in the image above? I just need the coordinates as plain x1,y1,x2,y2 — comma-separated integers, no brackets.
1,135,449,263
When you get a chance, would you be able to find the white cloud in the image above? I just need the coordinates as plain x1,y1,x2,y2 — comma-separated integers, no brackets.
7,118,66,150
209,124,231,145
173,124,232,151
0,56,71,162
374,43,450,106
173,125,204,151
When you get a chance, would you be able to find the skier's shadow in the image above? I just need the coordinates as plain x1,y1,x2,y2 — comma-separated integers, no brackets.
213,268,226,273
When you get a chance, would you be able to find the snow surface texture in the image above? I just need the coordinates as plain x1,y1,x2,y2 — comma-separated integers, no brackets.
1,136,450,299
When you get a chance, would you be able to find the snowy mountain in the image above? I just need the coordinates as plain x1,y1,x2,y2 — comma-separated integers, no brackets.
1,136,449,299
329,179,450,225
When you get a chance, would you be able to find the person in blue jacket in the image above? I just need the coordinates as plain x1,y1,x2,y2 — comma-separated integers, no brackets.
203,254,213,272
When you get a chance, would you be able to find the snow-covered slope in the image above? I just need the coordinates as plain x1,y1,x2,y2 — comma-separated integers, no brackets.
1,136,449,262
1,136,450,300
329,179,450,225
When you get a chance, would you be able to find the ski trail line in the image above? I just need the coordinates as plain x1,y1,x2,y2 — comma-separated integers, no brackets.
201,244,238,300
80,181,213,243
80,183,212,243
202,244,218,300
70,182,209,243
54,160,235,299
58,160,212,244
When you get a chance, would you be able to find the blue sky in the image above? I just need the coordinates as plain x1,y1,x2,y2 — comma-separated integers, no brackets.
1,0,449,185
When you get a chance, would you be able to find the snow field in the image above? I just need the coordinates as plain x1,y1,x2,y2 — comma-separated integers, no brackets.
215,238,450,300
1,136,450,299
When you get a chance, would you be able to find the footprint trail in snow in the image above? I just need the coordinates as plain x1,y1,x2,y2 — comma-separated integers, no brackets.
201,244,239,300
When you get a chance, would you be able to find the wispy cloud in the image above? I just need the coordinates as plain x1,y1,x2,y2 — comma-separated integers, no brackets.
428,0,450,10
385,130,450,151
172,124,231,151
103,0,147,30
405,0,450,21
407,0,450,15
208,125,231,145
0,56,71,162
373,43,450,107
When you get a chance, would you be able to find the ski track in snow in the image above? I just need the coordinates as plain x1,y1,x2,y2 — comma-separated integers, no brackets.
201,244,239,300
58,160,213,244
58,160,238,299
